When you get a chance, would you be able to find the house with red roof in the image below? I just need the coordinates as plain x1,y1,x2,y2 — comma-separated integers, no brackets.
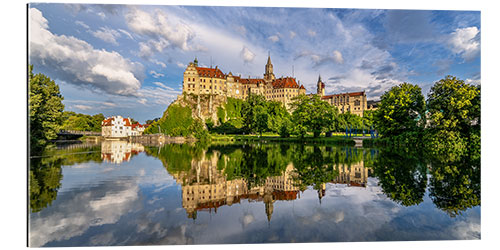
101,115,133,138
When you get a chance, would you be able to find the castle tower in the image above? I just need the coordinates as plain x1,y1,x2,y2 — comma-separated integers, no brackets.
264,52,276,81
317,75,325,97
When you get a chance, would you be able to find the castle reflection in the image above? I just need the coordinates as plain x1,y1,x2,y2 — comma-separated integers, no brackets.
165,147,372,220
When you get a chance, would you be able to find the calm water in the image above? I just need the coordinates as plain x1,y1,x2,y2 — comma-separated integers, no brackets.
28,140,480,246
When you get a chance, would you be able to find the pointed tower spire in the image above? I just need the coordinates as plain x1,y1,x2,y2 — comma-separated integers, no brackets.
264,51,275,81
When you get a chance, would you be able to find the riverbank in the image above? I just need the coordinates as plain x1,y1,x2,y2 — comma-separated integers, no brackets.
210,133,356,145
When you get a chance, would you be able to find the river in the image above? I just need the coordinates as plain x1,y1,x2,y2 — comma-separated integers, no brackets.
28,140,480,246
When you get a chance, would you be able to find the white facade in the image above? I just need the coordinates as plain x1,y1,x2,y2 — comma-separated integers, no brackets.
101,115,132,138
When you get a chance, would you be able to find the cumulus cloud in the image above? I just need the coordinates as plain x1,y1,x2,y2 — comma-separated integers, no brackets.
125,7,196,55
176,62,187,68
290,31,296,39
308,30,317,37
448,26,480,62
29,8,143,96
91,26,121,45
240,46,255,64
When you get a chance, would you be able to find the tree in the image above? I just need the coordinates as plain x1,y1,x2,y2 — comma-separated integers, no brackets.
291,94,338,137
242,93,268,134
29,65,65,151
255,106,269,136
374,82,426,137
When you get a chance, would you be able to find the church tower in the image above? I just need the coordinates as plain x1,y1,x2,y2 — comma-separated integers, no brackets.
264,52,276,81
317,75,325,97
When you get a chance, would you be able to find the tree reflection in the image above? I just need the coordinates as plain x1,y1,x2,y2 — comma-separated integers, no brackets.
291,145,339,193
29,144,102,213
428,150,480,217
372,148,428,206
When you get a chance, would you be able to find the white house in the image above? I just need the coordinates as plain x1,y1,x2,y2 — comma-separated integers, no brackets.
101,116,133,138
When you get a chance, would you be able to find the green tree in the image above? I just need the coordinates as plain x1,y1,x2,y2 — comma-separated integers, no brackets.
374,82,426,137
424,76,480,158
29,65,65,152
291,94,338,137
255,106,269,136
242,93,268,134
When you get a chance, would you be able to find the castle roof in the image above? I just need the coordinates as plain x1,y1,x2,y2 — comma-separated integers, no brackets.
321,91,365,99
240,78,265,85
195,67,225,79
272,77,300,89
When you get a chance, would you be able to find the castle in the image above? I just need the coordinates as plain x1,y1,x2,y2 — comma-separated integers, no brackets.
182,53,306,109
181,54,376,117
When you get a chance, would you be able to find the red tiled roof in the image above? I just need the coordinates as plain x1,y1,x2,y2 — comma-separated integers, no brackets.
131,123,143,129
240,78,265,85
299,84,305,90
102,117,113,126
272,77,300,89
321,91,365,99
123,118,131,127
195,67,225,79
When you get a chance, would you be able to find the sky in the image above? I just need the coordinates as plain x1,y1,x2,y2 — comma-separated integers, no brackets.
28,3,480,123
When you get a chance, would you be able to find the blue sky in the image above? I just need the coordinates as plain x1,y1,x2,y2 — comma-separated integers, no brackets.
28,3,480,122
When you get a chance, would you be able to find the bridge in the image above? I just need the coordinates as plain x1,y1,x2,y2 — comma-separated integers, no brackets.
56,130,101,140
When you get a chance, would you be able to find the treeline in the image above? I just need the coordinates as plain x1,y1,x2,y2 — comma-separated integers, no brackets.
60,112,105,132
372,75,480,158
209,94,374,137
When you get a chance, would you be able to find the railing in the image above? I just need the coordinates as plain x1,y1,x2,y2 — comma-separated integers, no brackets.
58,130,102,136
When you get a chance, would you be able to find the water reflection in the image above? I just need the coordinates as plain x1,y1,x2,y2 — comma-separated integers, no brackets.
101,140,144,164
143,143,378,220
29,140,480,246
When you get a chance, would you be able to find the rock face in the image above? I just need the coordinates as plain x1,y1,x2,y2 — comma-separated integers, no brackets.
174,93,227,125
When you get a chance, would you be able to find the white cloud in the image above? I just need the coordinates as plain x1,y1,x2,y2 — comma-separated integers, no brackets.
97,11,106,20
125,7,197,55
290,31,297,39
240,46,255,64
176,62,187,68
152,81,174,91
75,20,89,29
74,104,92,110
332,50,344,64
91,27,121,45
118,29,134,40
448,26,480,62
152,59,166,68
29,8,143,96
150,70,164,78
268,35,279,43
308,29,317,37
138,98,147,105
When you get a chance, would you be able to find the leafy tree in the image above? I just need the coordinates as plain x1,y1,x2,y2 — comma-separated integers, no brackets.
144,104,194,136
29,65,65,151
424,76,480,157
242,93,268,133
266,101,290,133
255,106,269,136
291,94,338,137
374,83,426,137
